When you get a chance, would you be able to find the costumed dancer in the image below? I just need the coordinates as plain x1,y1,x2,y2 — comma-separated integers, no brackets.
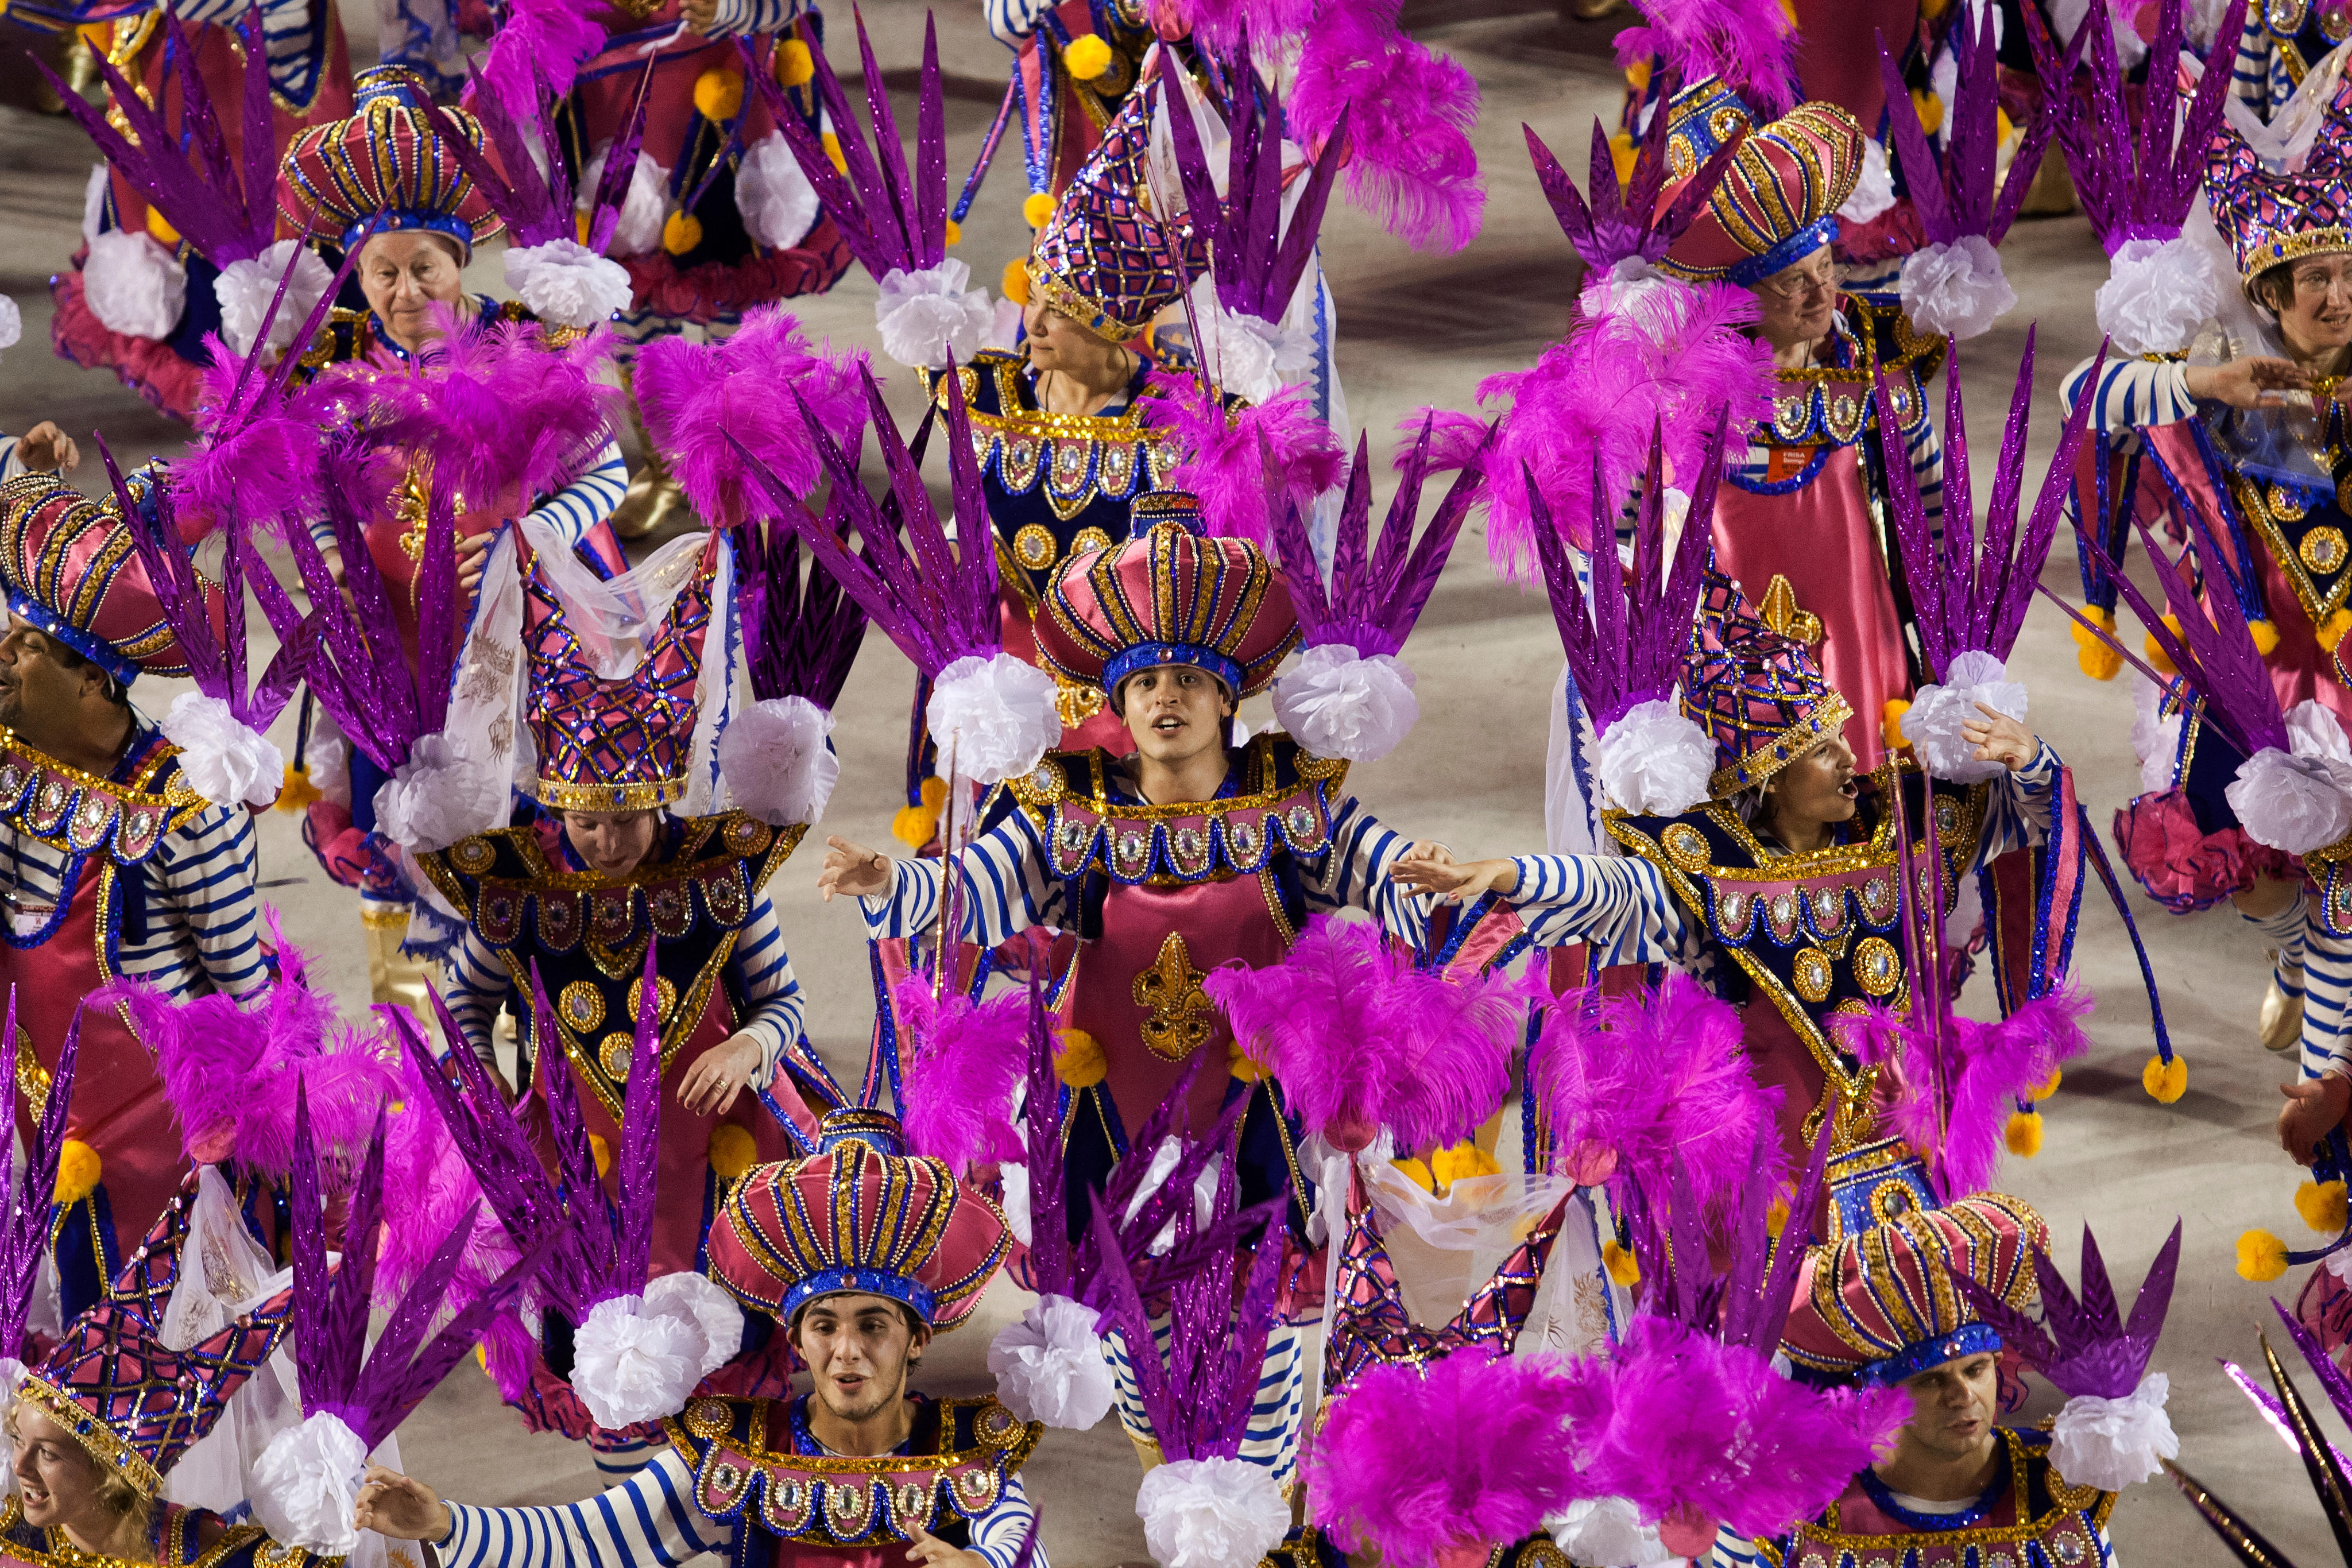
0,462,270,1314
2055,10,2348,1056
269,65,629,1014
34,0,354,422
352,1107,1045,1568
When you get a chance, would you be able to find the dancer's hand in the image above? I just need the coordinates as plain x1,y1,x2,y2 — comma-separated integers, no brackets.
681,1032,763,1116
456,531,494,598
13,423,78,475
2279,1075,2352,1165
819,835,892,901
681,0,718,32
2184,357,2309,408
1389,843,1519,902
904,1524,989,1568
354,1466,452,1542
1961,705,2036,772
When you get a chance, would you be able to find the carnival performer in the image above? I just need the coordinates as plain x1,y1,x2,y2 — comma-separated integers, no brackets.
353,1108,1044,1568
0,467,266,1315
1399,574,2060,1171
38,0,355,422
272,66,628,1015
1650,76,1947,771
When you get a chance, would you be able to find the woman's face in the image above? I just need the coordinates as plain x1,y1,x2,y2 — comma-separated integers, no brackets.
1022,297,1124,380
561,808,659,877
2272,255,2352,354
1765,733,1859,830
11,1404,106,1532
358,231,469,351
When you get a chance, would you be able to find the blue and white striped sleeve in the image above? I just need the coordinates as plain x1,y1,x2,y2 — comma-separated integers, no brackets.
1904,409,1944,538
969,1475,1046,1568
1968,741,2061,870
119,807,267,1001
698,0,806,40
526,440,625,547
858,813,1062,946
434,1446,731,1568
726,894,807,1082
984,0,1055,45
2059,354,2197,434
168,0,322,99
1502,852,1686,967
441,926,509,1068
1298,797,1431,943
2301,913,2352,1083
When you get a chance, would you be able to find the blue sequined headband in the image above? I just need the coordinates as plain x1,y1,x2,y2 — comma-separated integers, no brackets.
1727,215,1842,289
1104,642,1242,703
6,591,138,687
339,208,475,257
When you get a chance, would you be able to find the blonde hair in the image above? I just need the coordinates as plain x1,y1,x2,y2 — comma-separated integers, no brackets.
5,1401,155,1535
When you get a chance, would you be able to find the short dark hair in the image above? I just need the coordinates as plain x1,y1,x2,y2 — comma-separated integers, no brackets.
2253,261,2297,315
787,1295,927,1343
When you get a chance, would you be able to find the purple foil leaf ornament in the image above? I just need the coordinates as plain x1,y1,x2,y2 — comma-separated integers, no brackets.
0,991,76,1362
1959,1221,2181,1401
1523,84,1744,270
737,514,868,708
1874,12,2051,250
1160,51,1342,324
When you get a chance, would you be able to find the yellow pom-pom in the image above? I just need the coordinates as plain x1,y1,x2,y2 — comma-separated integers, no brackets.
2237,1227,2290,1282
54,1140,99,1206
274,763,319,814
1391,1156,1437,1193
708,1122,757,1182
144,206,179,245
576,209,594,245
1995,107,2014,144
662,210,704,255
1622,58,1650,92
2298,1179,2349,1234
1429,1140,1501,1192
774,37,814,87
1054,1027,1107,1088
943,216,961,247
2034,1066,2062,1100
821,131,847,175
2144,615,2180,677
1062,32,1112,80
2003,1109,2044,1157
590,1133,613,1179
1023,191,1057,229
1607,129,1637,189
2320,608,2352,653
1603,1240,1641,1288
1881,697,1912,753
1765,1195,1790,1237
1226,1037,1270,1083
2250,618,2282,656
2069,606,2122,681
1002,259,1032,304
892,804,940,850
693,66,745,123
1911,88,1944,135
919,775,949,811
475,1342,489,1372
2142,1052,2188,1104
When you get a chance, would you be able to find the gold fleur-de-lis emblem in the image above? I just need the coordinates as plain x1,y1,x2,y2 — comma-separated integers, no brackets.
1132,932,1214,1062
1758,574,1824,646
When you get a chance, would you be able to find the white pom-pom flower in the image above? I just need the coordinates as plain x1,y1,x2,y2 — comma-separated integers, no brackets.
503,238,633,330
161,692,287,810
1201,308,1314,405
643,1271,744,1374
373,734,508,853
1838,138,1897,225
1595,697,1716,815
1576,257,1691,347
1900,650,2029,783
1545,1496,1676,1567
85,229,187,341
999,1160,1032,1246
2049,1373,2178,1491
875,260,995,371
2229,746,2352,854
2130,676,2183,796
579,145,670,258
925,652,1061,786
215,240,334,359
987,1294,1115,1430
2095,235,2222,358
1135,1456,1291,1568
1898,235,2016,342
1270,644,1419,763
717,695,838,826
0,295,24,359
737,132,820,251
571,1292,713,1430
251,1411,369,1555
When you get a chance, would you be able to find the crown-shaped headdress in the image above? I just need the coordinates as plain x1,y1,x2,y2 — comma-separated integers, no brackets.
279,67,504,254
1681,571,1854,797
2207,93,2352,285
0,470,190,686
1027,90,1206,342
1655,79,1865,287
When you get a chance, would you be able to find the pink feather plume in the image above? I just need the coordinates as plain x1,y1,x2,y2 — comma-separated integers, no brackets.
1392,406,1492,477
377,1047,513,1296
1531,973,1783,1224
1173,0,1320,51
1142,372,1344,549
98,913,400,1182
1836,987,2094,1196
1568,1317,1909,1540
175,339,344,537
632,307,869,527
1201,915,1535,1153
471,0,606,115
892,975,1030,1178
1614,0,1800,117
1289,0,1484,253
1307,1349,1589,1568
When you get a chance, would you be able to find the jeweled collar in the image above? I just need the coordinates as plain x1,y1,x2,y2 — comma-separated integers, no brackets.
0,723,203,866
1757,296,1941,449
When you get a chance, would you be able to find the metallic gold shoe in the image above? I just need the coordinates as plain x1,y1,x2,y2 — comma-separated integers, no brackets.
2263,967,2305,1054
608,463,688,540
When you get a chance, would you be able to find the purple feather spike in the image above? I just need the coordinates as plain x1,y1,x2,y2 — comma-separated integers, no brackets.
1016,971,1071,1293
737,360,1000,680
1272,417,1492,659
0,990,78,1364
613,951,663,1295
1959,1221,2180,1401
737,516,868,707
743,9,950,282
1523,84,1744,270
34,7,277,265
1871,333,2105,680
1530,411,1727,733
2023,0,2251,253
1874,14,2051,251
1160,51,1343,324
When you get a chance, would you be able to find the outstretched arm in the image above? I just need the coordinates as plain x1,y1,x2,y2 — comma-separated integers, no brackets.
1966,707,2062,869
1389,843,1690,966
354,1451,729,1568
822,814,1062,947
